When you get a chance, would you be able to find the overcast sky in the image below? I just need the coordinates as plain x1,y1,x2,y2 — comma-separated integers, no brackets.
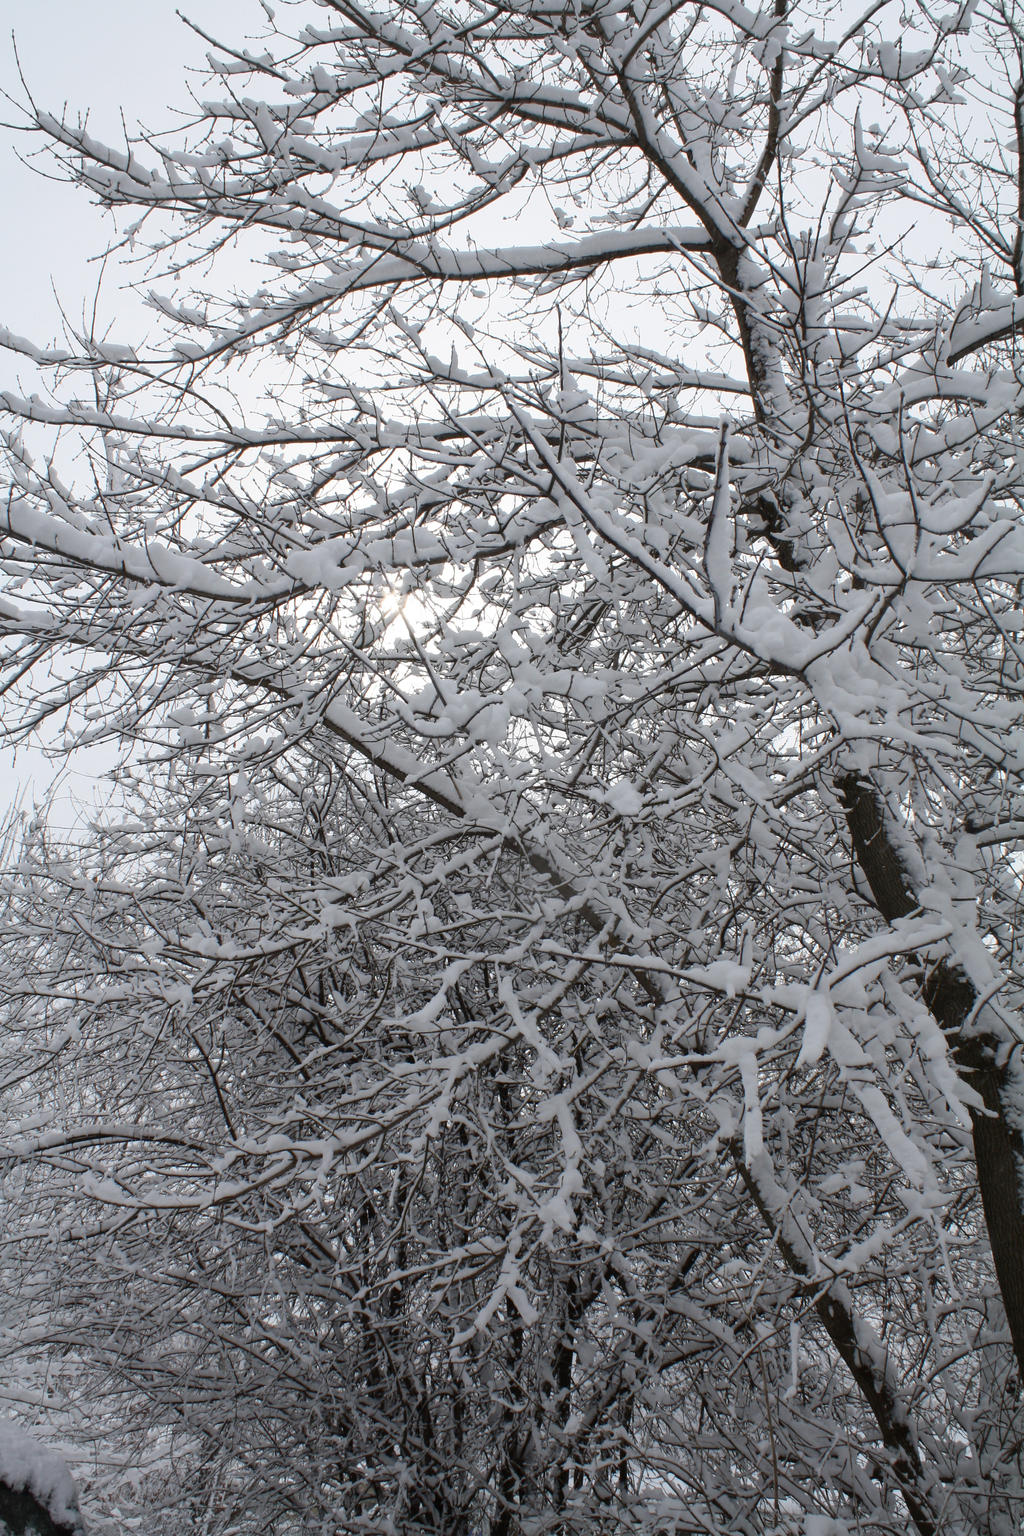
0,1,256,820
0,0,259,346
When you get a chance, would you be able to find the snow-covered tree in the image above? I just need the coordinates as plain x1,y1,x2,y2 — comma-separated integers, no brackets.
2,0,1024,1530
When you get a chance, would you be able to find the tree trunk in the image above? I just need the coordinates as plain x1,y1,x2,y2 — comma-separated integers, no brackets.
838,771,1024,1384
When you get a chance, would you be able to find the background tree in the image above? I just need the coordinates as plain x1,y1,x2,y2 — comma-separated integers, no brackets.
2,0,1024,1531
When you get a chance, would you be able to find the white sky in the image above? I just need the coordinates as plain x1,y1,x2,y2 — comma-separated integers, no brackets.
0,0,258,347
0,1,256,822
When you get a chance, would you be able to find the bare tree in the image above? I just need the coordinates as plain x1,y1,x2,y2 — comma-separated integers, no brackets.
2,0,1024,1530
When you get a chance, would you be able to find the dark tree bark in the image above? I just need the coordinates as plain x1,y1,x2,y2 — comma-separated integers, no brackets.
838,771,1024,1384
0,1482,83,1536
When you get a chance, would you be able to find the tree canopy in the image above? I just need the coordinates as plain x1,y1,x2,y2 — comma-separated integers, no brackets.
2,1,1024,1532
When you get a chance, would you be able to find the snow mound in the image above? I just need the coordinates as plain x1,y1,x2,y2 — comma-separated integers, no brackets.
0,1421,84,1534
